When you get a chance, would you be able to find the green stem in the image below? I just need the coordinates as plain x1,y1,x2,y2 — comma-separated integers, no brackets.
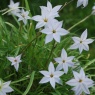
23,71,35,95
21,32,42,55
46,41,55,64
68,14,92,31
59,0,74,12
11,76,29,84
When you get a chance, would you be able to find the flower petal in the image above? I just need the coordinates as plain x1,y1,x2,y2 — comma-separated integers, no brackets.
39,71,50,77
48,62,55,73
54,71,64,77
72,37,80,43
66,79,78,86
36,21,45,29
50,78,55,88
81,29,87,40
41,28,52,34
61,48,67,59
55,77,62,85
54,57,62,64
56,64,63,71
45,34,53,44
53,33,60,42
39,77,49,83
81,83,90,94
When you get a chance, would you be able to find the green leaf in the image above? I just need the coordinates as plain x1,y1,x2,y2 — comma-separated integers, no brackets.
23,71,35,95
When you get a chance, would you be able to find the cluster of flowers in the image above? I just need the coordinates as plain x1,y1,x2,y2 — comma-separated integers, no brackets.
0,0,95,95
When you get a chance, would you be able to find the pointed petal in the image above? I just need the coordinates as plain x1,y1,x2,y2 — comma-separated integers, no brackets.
83,0,88,7
52,5,62,12
67,62,74,67
72,85,82,95
66,79,78,86
47,1,52,11
57,28,69,36
13,63,19,72
56,64,63,71
77,0,83,7
84,39,94,44
50,78,55,88
81,29,87,40
69,43,79,49
41,28,52,34
36,22,45,29
39,77,49,83
54,57,62,64
80,68,85,79
82,44,89,51
39,71,50,77
61,48,67,59
55,77,62,85
32,15,42,22
73,71,80,81
79,44,84,53
54,71,64,77
72,37,80,43
53,33,60,42
81,83,90,94
45,34,53,44
3,87,14,92
7,57,15,63
48,62,55,73
67,56,74,61
63,63,68,74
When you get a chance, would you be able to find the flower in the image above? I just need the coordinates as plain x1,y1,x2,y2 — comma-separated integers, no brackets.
0,80,13,95
8,0,20,16
17,9,31,25
54,48,75,73
77,0,88,7
70,29,94,53
32,10,56,29
40,1,62,17
41,19,69,44
66,68,94,95
39,62,64,89
7,54,22,71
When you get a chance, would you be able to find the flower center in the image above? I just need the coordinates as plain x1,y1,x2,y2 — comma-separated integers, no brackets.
21,14,25,18
63,60,65,63
44,18,48,22
52,30,56,33
14,59,17,62
79,79,83,83
50,74,54,78
80,40,82,43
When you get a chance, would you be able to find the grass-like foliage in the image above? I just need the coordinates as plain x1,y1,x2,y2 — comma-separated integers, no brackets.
0,0,95,95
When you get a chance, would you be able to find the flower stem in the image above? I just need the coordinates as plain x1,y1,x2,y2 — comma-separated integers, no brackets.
68,14,92,31
46,41,55,64
21,32,42,55
59,0,74,12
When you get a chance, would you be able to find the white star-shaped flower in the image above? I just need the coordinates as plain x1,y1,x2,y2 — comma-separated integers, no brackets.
39,62,64,89
7,54,22,72
32,10,56,29
40,1,62,17
66,68,94,95
54,48,75,74
8,0,20,16
70,29,94,53
0,80,13,95
17,9,31,25
77,0,88,7
41,19,69,44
